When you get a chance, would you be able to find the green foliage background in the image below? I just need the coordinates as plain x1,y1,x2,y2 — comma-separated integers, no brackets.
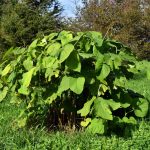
0,0,63,54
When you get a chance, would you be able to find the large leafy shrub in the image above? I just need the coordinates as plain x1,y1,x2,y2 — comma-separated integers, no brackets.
0,31,149,134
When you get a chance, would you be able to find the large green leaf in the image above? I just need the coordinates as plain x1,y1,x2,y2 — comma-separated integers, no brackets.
58,31,73,46
45,68,53,81
122,117,137,124
18,86,29,95
85,40,91,52
71,32,83,42
94,97,113,120
77,96,96,116
87,118,105,134
7,72,16,83
89,31,103,47
0,87,8,102
112,55,122,69
95,54,104,72
97,64,110,81
47,42,61,56
23,58,33,71
69,77,85,94
18,67,36,95
106,99,121,111
134,98,148,117
1,64,11,77
22,67,36,87
114,77,127,88
58,76,85,94
66,51,81,72
28,39,38,51
59,44,74,63
58,76,70,93
42,56,56,68
48,33,58,41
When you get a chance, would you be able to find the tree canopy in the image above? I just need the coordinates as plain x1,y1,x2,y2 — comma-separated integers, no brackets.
0,0,64,53
68,0,150,60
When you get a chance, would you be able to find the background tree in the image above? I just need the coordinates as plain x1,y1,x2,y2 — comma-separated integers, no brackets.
0,0,64,53
68,0,150,60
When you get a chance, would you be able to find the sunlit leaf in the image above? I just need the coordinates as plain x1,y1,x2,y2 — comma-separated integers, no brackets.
113,55,122,69
18,86,29,95
0,87,8,102
47,42,61,56
58,76,70,93
77,96,96,116
28,39,38,51
58,31,73,46
59,44,74,63
95,54,104,72
89,31,103,47
122,117,137,124
69,77,85,94
87,118,105,134
94,97,113,120
106,99,121,111
48,33,58,41
97,64,110,81
79,53,94,59
42,56,56,68
1,64,11,76
22,67,36,87
23,58,33,71
114,77,127,88
81,118,91,127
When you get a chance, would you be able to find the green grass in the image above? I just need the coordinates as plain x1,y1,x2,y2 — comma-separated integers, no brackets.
126,73,150,102
125,69,150,122
127,60,150,102
0,101,150,150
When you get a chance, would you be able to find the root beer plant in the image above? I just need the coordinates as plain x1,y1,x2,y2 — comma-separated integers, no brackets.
0,31,149,134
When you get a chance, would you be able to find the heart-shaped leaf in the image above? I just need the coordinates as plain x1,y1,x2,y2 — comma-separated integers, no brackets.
69,77,85,94
94,97,113,120
59,44,74,63
87,118,105,134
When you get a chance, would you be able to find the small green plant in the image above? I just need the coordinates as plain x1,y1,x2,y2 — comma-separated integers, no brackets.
0,31,149,134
